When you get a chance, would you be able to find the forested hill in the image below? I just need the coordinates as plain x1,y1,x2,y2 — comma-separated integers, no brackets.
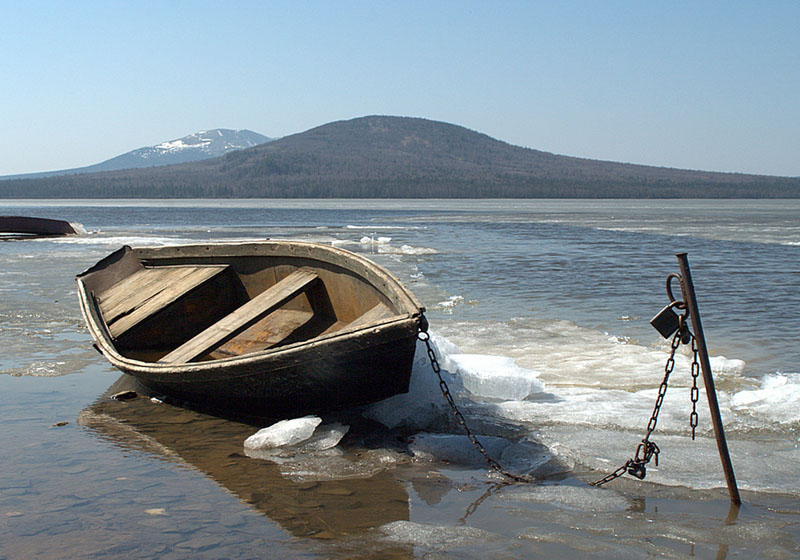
2,116,798,198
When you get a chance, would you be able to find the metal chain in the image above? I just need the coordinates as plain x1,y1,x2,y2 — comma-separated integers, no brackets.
417,326,536,483
418,311,701,487
591,325,684,487
689,334,700,440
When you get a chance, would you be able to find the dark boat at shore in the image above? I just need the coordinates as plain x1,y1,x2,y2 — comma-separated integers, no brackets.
0,215,76,239
76,240,426,416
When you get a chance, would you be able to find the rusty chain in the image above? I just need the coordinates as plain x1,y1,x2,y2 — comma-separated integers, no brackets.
689,334,700,440
418,324,536,483
592,316,701,487
418,307,701,487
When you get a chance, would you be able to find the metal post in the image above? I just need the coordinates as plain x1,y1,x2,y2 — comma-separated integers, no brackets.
675,253,741,505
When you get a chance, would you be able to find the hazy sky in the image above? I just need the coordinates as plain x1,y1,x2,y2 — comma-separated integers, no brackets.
2,1,799,177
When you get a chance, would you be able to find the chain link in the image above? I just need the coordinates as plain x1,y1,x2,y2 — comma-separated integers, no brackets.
418,326,536,483
592,314,704,486
418,309,701,487
592,323,689,487
689,334,700,440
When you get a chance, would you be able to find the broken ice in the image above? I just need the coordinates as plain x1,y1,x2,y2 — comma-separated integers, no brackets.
448,354,544,400
244,416,322,449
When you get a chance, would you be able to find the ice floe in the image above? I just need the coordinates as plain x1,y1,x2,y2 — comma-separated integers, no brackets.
244,416,322,449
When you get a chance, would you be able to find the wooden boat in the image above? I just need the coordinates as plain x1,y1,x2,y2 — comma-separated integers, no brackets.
0,215,76,238
76,240,426,415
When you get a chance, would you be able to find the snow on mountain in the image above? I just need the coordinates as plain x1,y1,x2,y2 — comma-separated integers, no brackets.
96,129,272,168
0,129,273,180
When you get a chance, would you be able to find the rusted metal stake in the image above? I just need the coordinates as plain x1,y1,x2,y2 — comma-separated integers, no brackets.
675,253,741,505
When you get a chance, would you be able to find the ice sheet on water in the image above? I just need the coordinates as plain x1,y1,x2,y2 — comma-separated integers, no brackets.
49,235,195,247
273,448,409,482
448,353,544,400
537,423,800,494
244,416,322,449
493,384,738,436
366,324,797,492
408,432,561,476
380,520,499,550
731,373,800,425
378,243,438,255
408,432,512,465
499,484,632,512
365,333,546,429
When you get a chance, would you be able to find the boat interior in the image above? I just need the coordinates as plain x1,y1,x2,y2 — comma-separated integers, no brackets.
78,246,400,364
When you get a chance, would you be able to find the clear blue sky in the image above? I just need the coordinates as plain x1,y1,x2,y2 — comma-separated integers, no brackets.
2,1,799,177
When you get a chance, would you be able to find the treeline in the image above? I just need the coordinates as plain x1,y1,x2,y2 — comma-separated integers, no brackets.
2,116,798,198
4,173,795,199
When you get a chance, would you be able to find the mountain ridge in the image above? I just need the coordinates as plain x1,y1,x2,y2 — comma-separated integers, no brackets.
1,116,797,198
1,129,272,180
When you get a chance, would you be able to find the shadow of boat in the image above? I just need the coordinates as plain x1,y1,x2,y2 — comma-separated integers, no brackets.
78,375,412,541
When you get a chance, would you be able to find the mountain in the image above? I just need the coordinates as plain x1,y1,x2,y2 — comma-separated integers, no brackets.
1,129,272,180
1,116,797,198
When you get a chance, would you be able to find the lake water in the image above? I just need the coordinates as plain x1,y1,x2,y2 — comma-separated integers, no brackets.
1,199,798,558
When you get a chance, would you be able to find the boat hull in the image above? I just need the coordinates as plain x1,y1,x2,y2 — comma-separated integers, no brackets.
77,240,425,416
1,216,76,238
116,320,418,415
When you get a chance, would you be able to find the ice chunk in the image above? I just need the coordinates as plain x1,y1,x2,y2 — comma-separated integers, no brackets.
296,422,349,452
409,433,512,465
731,373,800,424
448,354,544,400
244,416,322,449
359,235,391,244
364,334,464,430
709,355,746,376
381,520,498,549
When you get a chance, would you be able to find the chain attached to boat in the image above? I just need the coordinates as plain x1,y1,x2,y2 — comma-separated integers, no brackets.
591,311,701,487
417,318,535,483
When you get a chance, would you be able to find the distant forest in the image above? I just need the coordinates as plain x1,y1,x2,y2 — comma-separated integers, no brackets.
3,116,798,198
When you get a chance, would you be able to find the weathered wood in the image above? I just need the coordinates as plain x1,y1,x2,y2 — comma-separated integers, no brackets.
133,241,425,314
160,268,318,364
101,265,229,338
211,309,315,357
345,302,394,330
76,240,426,415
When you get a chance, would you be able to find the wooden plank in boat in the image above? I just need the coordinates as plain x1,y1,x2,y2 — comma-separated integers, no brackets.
101,265,229,339
101,267,194,320
345,302,394,330
160,268,318,364
211,309,315,357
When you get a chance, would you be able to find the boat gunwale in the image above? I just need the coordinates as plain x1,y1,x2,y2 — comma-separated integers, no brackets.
76,240,425,379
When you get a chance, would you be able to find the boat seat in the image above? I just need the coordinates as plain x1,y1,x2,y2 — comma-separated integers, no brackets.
210,309,315,358
344,302,395,331
97,265,230,339
160,268,318,364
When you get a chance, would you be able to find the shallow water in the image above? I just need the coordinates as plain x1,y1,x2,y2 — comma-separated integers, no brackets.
1,199,799,558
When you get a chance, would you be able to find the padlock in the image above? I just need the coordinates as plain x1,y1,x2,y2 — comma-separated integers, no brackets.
650,303,681,339
627,463,647,480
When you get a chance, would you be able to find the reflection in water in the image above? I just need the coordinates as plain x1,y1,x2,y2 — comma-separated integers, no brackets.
79,375,412,542
74,375,765,559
